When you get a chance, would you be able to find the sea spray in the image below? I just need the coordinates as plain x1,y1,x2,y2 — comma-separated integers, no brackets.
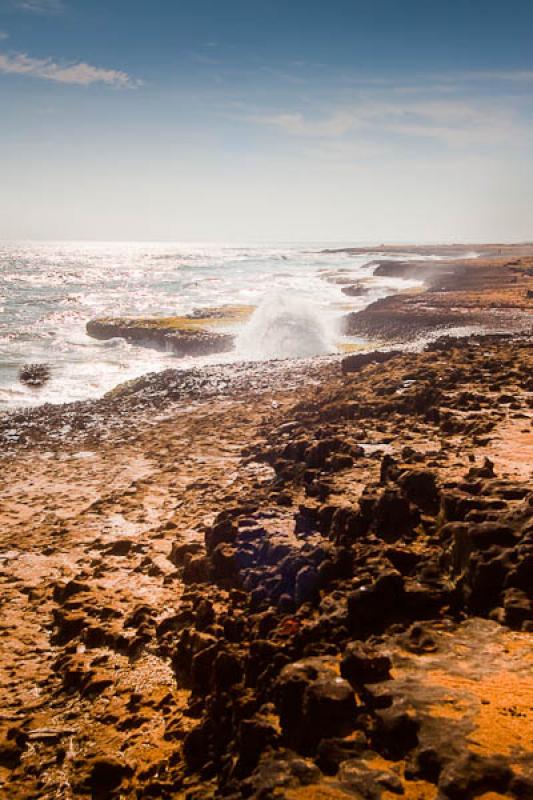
236,291,335,360
0,241,416,408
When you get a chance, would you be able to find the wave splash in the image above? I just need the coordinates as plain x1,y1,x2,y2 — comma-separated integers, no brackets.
236,291,334,360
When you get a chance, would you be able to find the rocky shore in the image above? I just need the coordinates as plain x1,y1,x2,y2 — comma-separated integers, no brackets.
343,255,533,340
1,249,532,800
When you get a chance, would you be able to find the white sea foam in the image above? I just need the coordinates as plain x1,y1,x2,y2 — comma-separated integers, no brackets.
237,292,335,360
0,240,434,409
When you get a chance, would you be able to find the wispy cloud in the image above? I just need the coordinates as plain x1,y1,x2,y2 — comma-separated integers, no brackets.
0,31,9,40
234,62,533,150
448,69,533,83
0,50,140,87
249,97,521,147
252,110,354,137
330,68,533,92
10,0,64,13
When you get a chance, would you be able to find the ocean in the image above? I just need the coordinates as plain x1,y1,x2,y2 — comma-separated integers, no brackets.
0,241,422,410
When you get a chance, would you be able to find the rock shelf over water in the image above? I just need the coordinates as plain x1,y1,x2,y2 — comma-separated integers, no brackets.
86,306,254,357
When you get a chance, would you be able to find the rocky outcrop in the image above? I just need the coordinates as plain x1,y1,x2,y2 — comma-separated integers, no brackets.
155,333,532,798
341,283,371,297
341,350,398,374
342,255,533,340
86,317,235,356
1,330,532,799
18,363,51,387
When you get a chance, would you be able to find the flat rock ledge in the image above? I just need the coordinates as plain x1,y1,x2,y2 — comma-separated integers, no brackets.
86,317,235,357
341,254,533,341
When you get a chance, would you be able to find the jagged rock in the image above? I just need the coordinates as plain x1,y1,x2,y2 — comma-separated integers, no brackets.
303,675,357,740
467,457,496,480
502,588,532,628
77,756,133,795
402,622,438,653
214,649,243,690
373,489,419,540
372,702,420,759
18,362,51,387
398,468,440,513
304,438,344,469
438,753,513,799
294,565,320,605
341,284,371,297
240,749,320,795
236,716,279,773
183,722,212,771
205,518,236,553
315,733,367,774
195,599,216,631
169,541,203,566
348,571,405,634
341,641,392,686
337,760,404,798
191,643,219,692
0,739,23,769
505,546,533,592
275,657,357,752
52,579,91,603
183,554,210,584
385,545,421,574
342,350,398,374
51,609,87,645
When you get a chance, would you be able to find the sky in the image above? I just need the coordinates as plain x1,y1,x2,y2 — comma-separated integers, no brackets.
1,0,533,242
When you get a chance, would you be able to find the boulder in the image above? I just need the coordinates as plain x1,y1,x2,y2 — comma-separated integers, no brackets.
398,469,440,513
338,760,404,798
341,641,392,686
438,753,513,799
275,657,357,752
18,363,51,387
241,750,320,795
373,489,419,541
315,733,367,774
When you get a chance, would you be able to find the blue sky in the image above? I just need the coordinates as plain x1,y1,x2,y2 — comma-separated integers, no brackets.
1,0,533,241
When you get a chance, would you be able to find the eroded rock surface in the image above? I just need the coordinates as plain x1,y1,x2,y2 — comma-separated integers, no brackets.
1,330,532,799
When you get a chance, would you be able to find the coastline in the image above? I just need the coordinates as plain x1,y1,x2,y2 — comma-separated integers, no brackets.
1,247,532,799
342,249,533,341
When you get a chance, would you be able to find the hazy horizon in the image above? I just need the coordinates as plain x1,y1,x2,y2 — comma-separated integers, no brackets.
2,237,533,245
2,0,533,242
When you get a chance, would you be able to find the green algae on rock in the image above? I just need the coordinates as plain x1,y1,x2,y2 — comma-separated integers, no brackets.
86,306,254,357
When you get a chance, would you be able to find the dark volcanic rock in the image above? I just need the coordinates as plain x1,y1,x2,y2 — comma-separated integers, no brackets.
342,350,398,374
338,760,404,798
438,753,513,799
275,657,357,752
341,641,392,686
18,362,51,387
398,468,440,513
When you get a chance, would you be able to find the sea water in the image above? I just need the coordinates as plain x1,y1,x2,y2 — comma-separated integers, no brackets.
0,241,422,410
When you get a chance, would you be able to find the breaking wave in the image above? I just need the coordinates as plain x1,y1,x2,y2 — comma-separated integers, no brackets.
236,292,334,360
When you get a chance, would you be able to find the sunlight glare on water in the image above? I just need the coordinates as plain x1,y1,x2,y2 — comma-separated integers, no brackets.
0,240,421,409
